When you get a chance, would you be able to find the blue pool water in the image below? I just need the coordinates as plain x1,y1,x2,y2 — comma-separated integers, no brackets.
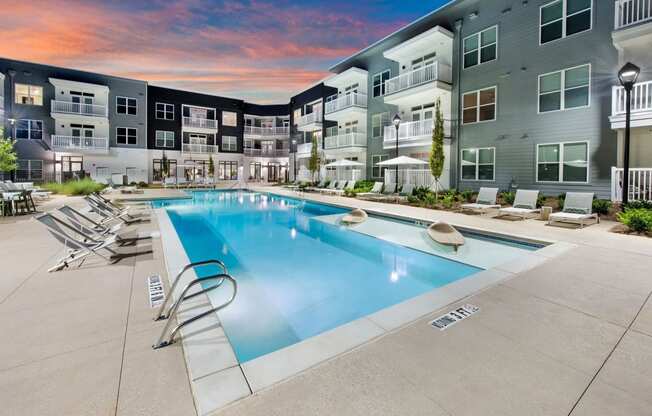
155,190,513,362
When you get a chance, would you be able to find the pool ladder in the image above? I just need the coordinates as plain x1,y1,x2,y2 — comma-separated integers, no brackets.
153,260,237,349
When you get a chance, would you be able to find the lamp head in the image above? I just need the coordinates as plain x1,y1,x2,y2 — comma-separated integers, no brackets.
618,62,640,90
393,114,401,127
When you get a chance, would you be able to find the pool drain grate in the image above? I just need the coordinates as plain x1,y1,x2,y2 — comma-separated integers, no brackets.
148,275,165,308
430,304,479,330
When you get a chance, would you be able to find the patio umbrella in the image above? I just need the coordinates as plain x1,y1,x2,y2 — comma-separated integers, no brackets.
376,156,428,186
324,160,365,181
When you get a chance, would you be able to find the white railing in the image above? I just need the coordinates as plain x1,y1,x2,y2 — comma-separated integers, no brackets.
297,111,322,127
325,93,367,114
383,119,433,145
615,0,652,29
324,169,363,181
51,135,108,151
296,142,314,155
181,143,219,154
611,167,652,201
385,169,435,188
612,81,652,115
244,126,290,136
51,100,107,117
324,132,367,150
244,148,289,157
384,62,453,96
182,117,218,130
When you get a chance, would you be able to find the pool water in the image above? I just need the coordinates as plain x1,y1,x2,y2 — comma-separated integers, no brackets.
155,190,530,363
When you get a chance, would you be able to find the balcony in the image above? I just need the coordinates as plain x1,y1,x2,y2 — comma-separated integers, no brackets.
51,135,109,154
382,62,452,106
243,148,289,157
383,119,451,149
244,126,290,138
325,93,367,121
296,111,322,132
51,100,107,118
610,81,652,129
613,0,652,54
296,142,315,157
181,143,219,154
324,132,367,151
182,117,218,132
615,0,652,29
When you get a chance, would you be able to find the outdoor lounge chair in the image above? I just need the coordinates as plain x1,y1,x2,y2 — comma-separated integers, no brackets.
357,182,383,198
320,180,339,194
58,205,123,236
325,180,348,195
84,196,144,225
497,190,541,220
331,181,356,196
461,187,501,215
306,179,326,192
548,192,599,228
397,184,415,201
368,183,397,200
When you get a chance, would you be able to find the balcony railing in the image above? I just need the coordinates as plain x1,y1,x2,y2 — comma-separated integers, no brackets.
51,135,108,151
181,143,219,154
297,111,322,127
324,132,367,150
383,119,434,144
325,93,367,114
612,81,652,115
384,62,452,96
51,100,107,117
244,126,290,136
182,117,218,130
296,142,314,155
615,0,652,29
244,148,289,157
611,167,652,202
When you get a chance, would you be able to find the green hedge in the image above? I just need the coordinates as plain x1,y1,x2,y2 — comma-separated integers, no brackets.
42,178,105,196
617,208,652,234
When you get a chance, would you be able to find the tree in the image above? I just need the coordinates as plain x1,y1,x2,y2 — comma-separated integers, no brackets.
0,138,18,179
160,151,170,179
208,155,215,177
308,135,320,182
429,98,445,200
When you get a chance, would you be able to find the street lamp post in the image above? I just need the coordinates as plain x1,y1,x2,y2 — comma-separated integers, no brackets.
292,139,297,182
618,62,641,207
393,114,401,185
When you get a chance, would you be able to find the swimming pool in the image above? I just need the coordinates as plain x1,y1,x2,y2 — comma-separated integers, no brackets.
155,190,538,363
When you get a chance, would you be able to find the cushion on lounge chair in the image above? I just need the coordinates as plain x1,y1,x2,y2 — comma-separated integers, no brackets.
564,207,590,214
513,204,535,210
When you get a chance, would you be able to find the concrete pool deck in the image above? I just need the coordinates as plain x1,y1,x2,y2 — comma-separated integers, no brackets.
1,187,651,415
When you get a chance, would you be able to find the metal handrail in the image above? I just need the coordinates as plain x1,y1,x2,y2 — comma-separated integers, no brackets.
152,273,237,349
155,259,227,320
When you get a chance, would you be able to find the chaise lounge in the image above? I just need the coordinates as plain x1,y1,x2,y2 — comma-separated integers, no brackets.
548,192,599,228
497,190,541,220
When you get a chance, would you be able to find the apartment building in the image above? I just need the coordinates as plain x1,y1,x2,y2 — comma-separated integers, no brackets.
0,58,148,183
243,103,291,182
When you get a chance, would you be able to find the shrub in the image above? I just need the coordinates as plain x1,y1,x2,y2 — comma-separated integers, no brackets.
42,178,105,196
441,194,455,209
460,189,474,203
624,200,652,210
536,194,546,208
353,180,374,193
617,208,652,234
500,191,515,205
592,199,611,215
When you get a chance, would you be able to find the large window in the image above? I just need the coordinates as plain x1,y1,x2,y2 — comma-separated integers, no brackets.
463,87,497,124
155,130,175,148
15,84,43,106
219,161,238,180
539,64,590,113
537,141,588,183
117,96,137,115
16,159,43,181
372,154,389,178
222,111,238,126
461,148,495,181
372,70,391,97
152,158,177,181
16,119,43,140
372,112,390,138
221,135,237,151
156,103,174,120
116,127,137,145
463,26,498,69
540,0,592,44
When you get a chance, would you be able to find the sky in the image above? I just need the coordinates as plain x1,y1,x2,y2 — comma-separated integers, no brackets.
0,0,451,103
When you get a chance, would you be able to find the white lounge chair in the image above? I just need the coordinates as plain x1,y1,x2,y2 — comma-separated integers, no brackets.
331,181,356,196
368,183,397,200
497,190,541,220
322,181,344,194
357,182,383,198
548,192,599,228
306,179,326,192
461,187,501,215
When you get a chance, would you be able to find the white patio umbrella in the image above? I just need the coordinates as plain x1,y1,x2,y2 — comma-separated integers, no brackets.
376,156,428,186
324,159,365,181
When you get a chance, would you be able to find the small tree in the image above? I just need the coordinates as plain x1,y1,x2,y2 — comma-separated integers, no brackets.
160,152,170,180
429,98,445,200
0,139,18,180
208,155,215,177
308,135,320,182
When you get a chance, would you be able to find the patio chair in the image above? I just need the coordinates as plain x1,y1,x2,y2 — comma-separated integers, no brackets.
461,187,501,215
357,182,383,198
369,183,397,200
84,196,144,225
58,205,123,236
320,180,338,194
331,180,356,196
10,181,52,200
306,179,326,192
497,190,541,220
397,184,415,201
35,213,120,272
548,192,599,228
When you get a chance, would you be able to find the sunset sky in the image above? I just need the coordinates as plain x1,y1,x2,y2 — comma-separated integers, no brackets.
0,0,451,103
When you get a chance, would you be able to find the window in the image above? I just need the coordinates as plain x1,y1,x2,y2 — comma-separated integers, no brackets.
15,84,43,106
116,127,137,145
222,135,237,151
219,161,238,180
463,26,498,69
372,154,389,178
537,141,588,183
463,87,497,124
155,130,175,148
540,0,592,44
461,148,495,181
538,64,590,113
156,103,174,120
16,120,43,140
116,96,137,115
222,111,237,127
372,70,391,97
153,158,177,181
372,112,390,138
16,159,43,181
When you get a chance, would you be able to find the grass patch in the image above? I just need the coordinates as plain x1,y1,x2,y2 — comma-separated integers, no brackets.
42,178,106,196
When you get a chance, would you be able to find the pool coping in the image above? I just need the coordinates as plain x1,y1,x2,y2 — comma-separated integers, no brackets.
154,194,576,415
